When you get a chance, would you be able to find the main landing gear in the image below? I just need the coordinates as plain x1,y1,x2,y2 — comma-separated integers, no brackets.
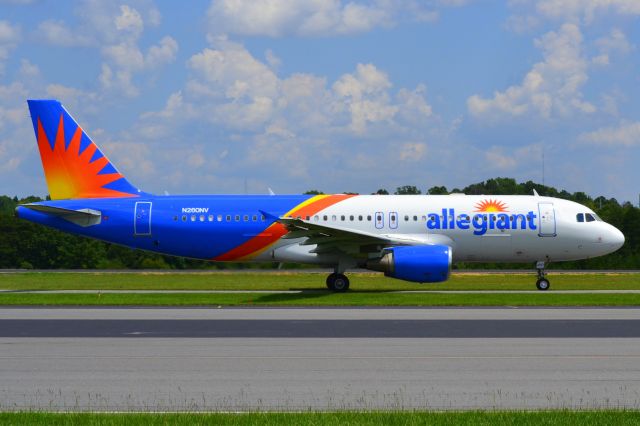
326,272,350,292
535,261,550,291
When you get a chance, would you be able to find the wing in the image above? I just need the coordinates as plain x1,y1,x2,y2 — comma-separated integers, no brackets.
273,214,433,257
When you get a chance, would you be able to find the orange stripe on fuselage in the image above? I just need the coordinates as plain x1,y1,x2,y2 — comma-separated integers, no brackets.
213,194,356,261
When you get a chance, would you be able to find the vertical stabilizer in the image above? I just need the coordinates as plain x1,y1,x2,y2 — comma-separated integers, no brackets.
27,99,142,200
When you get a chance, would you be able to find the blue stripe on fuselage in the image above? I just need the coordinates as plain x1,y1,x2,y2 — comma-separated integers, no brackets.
16,195,314,260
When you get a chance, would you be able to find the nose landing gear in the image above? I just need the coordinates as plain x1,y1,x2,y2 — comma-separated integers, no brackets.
535,261,550,291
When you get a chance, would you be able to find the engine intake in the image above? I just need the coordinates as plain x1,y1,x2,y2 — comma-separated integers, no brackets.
367,245,452,283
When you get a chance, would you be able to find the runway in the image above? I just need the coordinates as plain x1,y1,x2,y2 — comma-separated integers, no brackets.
1,307,640,411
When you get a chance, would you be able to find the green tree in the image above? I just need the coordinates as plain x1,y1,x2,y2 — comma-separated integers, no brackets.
427,186,448,195
395,185,421,195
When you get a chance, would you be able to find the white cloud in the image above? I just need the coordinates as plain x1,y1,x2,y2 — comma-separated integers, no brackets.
135,39,438,186
467,23,595,120
399,142,427,161
579,122,640,147
205,0,457,37
114,5,144,36
188,39,279,101
36,20,92,46
177,40,433,134
485,147,518,170
18,59,39,78
207,0,393,37
0,20,20,74
333,63,398,133
535,0,640,23
32,1,177,98
591,28,633,66
504,14,540,33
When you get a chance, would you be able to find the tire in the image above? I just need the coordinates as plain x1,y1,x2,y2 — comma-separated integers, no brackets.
332,274,350,292
536,278,550,291
326,273,338,290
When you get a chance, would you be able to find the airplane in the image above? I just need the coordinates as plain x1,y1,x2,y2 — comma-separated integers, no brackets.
15,100,625,291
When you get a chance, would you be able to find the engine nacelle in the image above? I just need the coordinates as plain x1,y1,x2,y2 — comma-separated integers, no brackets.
367,245,452,283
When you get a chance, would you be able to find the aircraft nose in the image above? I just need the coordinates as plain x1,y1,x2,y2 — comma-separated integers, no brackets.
609,226,625,251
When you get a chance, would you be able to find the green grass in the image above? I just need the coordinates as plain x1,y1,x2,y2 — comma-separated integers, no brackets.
1,272,639,306
1,291,640,306
1,271,639,291
1,411,640,426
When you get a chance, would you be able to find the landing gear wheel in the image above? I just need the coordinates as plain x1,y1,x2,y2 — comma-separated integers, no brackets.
536,278,550,291
535,260,550,291
326,273,338,290
326,273,349,292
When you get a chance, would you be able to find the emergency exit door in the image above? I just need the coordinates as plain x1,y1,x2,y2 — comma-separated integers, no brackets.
134,201,152,236
538,202,556,237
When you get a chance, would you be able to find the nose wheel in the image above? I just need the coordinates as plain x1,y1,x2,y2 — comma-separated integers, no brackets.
535,261,550,291
326,273,350,292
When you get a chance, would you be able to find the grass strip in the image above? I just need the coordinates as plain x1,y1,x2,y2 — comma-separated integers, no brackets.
1,272,639,291
2,291,640,306
1,411,640,426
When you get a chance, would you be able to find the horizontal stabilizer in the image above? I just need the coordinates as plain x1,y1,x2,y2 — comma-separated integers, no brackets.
22,204,101,227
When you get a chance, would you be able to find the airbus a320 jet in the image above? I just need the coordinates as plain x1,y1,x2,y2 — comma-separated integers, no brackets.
16,100,625,291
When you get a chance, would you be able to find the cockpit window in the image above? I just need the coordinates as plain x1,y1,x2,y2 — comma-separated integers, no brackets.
576,213,584,222
593,214,602,221
585,213,596,222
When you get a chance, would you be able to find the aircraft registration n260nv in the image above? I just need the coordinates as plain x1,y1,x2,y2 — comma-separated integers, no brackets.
16,100,625,291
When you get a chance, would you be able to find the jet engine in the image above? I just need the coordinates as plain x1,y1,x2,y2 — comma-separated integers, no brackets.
366,245,452,283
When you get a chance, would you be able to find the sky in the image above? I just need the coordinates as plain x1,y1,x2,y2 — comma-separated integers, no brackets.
0,0,639,203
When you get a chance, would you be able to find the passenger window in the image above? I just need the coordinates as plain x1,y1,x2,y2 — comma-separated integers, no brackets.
332,215,337,221
404,215,409,221
226,215,231,222
323,215,328,221
252,215,257,221
421,215,426,221
413,215,418,221
199,215,205,222
306,216,310,221
260,215,266,221
208,215,213,222
243,215,249,221
173,216,178,221
217,215,222,222
349,215,354,221
367,215,372,221
585,213,595,222
314,215,319,221
340,215,345,221
191,215,196,222
182,215,187,222
235,215,240,221
358,215,363,221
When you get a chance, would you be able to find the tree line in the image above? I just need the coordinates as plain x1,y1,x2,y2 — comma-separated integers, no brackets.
1,177,638,270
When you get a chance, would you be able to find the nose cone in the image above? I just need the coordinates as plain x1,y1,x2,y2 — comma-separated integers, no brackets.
609,226,625,252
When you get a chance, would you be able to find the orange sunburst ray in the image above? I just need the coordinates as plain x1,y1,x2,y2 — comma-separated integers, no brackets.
36,114,133,200
474,198,509,212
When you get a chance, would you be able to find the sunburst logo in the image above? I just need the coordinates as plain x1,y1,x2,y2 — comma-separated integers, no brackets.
36,114,137,200
474,199,508,212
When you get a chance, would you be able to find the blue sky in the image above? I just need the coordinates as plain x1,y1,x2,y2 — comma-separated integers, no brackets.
0,0,639,202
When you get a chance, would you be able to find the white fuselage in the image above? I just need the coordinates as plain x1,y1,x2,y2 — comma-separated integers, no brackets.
259,195,625,265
